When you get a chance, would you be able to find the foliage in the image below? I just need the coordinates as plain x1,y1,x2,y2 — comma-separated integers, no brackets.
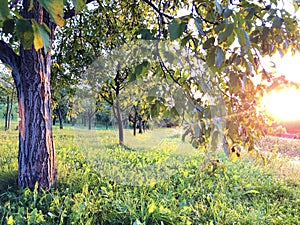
49,0,300,161
0,127,300,224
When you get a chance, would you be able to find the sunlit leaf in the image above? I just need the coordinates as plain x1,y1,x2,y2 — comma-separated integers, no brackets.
31,20,50,51
243,189,260,195
148,202,156,214
218,23,234,43
37,0,64,27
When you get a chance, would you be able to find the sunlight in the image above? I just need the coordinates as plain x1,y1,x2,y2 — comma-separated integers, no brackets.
261,88,300,121
271,52,300,83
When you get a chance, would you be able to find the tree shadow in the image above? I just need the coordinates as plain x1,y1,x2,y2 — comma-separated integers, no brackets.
0,170,18,193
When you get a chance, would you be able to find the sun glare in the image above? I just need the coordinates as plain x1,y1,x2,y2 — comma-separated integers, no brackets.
261,89,300,121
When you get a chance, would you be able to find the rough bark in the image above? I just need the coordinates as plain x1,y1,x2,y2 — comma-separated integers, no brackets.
0,1,57,190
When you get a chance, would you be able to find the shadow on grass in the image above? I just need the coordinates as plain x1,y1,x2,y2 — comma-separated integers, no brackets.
0,170,18,192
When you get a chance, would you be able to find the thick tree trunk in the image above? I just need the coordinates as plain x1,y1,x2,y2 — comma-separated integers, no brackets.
16,2,57,190
0,1,57,190
116,98,124,145
16,46,57,190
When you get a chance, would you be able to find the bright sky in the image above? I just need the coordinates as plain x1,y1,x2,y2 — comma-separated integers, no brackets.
262,88,300,121
270,52,300,83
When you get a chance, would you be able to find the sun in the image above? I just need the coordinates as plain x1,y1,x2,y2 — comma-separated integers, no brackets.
261,88,300,121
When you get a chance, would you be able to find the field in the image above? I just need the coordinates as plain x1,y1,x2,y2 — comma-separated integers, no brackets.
0,123,300,224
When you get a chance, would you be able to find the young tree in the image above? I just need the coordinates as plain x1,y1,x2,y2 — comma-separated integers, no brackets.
0,69,15,130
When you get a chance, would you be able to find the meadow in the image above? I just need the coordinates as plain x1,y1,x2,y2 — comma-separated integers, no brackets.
0,122,300,224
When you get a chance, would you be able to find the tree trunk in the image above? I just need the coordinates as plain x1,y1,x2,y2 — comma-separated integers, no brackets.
16,2,56,190
83,114,87,126
0,1,57,190
88,115,93,130
53,116,57,126
133,121,137,136
7,89,14,130
138,117,143,134
71,117,77,126
116,97,124,145
5,96,9,130
57,107,63,129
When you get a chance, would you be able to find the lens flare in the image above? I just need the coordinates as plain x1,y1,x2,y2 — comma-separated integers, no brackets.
261,88,300,121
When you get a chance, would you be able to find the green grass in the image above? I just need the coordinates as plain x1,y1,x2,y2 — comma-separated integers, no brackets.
0,126,300,224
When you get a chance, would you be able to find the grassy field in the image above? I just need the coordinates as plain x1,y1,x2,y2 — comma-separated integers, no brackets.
0,124,300,224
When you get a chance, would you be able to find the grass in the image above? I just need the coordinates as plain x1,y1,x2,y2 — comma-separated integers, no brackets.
0,125,300,224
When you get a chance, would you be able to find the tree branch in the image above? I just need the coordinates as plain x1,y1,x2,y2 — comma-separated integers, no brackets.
142,0,174,20
0,40,20,72
64,0,96,19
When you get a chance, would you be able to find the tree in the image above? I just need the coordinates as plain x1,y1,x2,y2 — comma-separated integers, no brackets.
0,0,299,190
0,0,88,190
0,67,15,130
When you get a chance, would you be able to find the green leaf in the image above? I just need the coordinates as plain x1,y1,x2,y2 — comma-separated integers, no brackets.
138,28,155,40
236,28,250,52
229,73,241,91
272,16,283,28
180,34,192,46
148,202,156,214
16,19,34,49
134,61,149,77
37,0,65,27
0,0,9,21
215,46,224,68
206,48,215,67
3,19,15,34
168,18,187,40
203,37,215,50
7,216,14,225
218,23,234,43
72,0,86,13
223,7,232,18
31,20,50,51
216,21,226,33
243,189,260,195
